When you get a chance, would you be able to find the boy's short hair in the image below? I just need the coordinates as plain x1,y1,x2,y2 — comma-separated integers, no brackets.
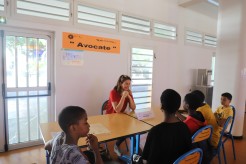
58,106,86,133
191,90,205,105
221,92,232,101
161,89,181,114
184,93,201,111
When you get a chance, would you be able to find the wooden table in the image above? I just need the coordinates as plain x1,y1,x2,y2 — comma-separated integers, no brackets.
40,113,152,163
126,108,188,126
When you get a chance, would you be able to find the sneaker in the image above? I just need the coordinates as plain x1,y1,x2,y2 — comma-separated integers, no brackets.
114,144,122,156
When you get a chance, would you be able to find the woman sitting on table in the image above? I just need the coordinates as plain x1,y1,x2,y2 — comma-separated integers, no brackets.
106,74,136,156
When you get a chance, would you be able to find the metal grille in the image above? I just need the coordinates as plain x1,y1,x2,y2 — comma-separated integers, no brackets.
153,22,177,40
131,48,153,110
16,0,70,21
185,30,203,45
204,35,217,47
77,4,117,29
121,14,150,35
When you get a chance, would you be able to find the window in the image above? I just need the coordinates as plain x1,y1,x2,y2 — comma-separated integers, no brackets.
131,48,154,110
0,0,4,12
77,4,117,29
204,35,217,47
185,30,203,45
153,22,177,40
16,0,70,21
121,14,150,35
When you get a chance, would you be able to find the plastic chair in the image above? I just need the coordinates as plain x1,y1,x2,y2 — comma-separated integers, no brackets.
214,116,233,164
222,105,236,160
192,125,213,143
45,150,50,164
173,148,203,164
192,125,213,163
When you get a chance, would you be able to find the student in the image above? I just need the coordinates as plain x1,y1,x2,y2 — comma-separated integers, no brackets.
182,93,207,134
45,106,103,164
106,74,136,156
192,90,220,149
142,89,192,164
214,92,233,127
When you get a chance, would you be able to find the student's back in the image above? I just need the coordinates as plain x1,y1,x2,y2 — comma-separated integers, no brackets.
142,89,192,163
142,121,192,163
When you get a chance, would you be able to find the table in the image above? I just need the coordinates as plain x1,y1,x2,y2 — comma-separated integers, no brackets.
126,108,188,126
40,113,152,163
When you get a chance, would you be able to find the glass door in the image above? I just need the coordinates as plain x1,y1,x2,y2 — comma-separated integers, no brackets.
1,29,53,150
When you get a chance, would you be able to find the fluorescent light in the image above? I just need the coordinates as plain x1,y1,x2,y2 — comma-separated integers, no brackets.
208,0,219,6
0,16,7,24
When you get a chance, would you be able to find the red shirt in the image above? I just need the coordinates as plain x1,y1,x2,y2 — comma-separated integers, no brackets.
106,89,134,114
184,116,207,134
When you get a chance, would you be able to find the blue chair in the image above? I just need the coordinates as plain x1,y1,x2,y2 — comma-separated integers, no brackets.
45,150,50,164
192,125,213,143
173,148,203,164
222,105,236,160
214,116,233,164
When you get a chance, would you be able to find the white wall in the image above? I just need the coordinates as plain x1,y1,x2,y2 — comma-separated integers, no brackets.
1,0,217,118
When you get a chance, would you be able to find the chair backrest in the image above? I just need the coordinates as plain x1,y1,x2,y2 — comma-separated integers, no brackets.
217,116,233,148
173,148,203,164
101,100,109,115
192,125,213,143
228,105,236,134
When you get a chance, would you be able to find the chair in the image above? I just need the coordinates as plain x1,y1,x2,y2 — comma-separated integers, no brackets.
192,125,213,164
46,150,50,164
192,125,213,143
214,116,233,164
222,105,236,160
173,148,203,164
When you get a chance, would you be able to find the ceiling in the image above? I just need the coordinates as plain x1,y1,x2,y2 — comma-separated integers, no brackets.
178,0,219,19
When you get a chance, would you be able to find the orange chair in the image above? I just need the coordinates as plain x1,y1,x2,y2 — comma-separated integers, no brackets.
173,148,203,164
192,125,213,143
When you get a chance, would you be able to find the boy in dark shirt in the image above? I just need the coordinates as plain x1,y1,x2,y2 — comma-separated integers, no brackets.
142,89,192,164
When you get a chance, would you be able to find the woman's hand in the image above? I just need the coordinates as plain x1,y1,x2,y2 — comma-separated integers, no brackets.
122,91,129,98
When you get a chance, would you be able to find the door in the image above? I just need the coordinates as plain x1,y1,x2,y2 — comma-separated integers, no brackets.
0,29,53,150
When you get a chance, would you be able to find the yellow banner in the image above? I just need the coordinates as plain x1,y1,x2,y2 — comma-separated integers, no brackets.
62,32,120,54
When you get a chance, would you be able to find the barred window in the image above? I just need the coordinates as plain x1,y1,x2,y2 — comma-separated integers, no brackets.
153,22,177,40
185,30,203,45
131,48,154,110
204,35,217,47
77,4,117,29
121,14,150,35
16,0,70,21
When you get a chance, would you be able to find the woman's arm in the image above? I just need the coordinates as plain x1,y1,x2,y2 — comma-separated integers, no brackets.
128,90,136,110
112,91,128,113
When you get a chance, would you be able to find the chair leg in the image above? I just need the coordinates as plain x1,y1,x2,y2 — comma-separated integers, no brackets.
222,143,227,164
46,150,50,164
218,151,221,164
125,139,129,152
230,135,236,160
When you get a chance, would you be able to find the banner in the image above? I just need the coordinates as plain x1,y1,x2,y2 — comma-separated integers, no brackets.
62,32,120,54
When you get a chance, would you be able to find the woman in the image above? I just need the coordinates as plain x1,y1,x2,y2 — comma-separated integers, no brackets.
106,74,136,156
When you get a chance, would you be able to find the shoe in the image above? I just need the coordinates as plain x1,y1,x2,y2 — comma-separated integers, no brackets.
114,144,122,156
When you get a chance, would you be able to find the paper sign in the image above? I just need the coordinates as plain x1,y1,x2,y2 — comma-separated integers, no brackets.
135,110,154,120
89,124,110,135
61,50,84,66
62,32,120,54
